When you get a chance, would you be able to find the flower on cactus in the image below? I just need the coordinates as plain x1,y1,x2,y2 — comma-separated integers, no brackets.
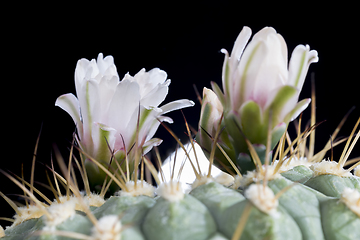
197,26,318,173
55,53,194,188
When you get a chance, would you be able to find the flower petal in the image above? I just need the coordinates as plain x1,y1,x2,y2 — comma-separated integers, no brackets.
203,87,223,113
198,105,215,154
133,68,167,87
232,37,267,110
96,53,117,76
265,85,298,125
78,79,101,141
157,115,173,124
245,29,288,108
229,26,252,70
140,80,170,108
286,98,311,122
74,58,90,95
146,68,168,86
210,81,226,107
221,48,230,101
123,68,170,108
97,76,118,115
288,44,319,90
160,99,195,115
107,79,141,132
143,138,163,155
55,93,83,138
222,26,252,102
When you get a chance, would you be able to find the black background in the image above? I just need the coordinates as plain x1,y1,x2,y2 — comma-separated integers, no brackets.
1,1,358,225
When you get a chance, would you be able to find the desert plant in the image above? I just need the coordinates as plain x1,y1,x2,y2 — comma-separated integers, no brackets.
2,26,360,240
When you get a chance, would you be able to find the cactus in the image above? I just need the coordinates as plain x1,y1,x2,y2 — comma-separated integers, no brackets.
2,26,360,240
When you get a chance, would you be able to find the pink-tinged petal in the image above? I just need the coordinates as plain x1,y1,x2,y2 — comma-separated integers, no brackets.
287,98,311,122
98,76,118,116
140,80,170,108
133,68,169,107
74,57,102,95
96,53,106,72
229,26,252,70
232,38,267,110
220,48,231,102
96,54,119,83
120,105,160,149
133,106,171,146
203,87,223,113
264,85,298,125
86,59,100,80
157,115,173,124
143,115,174,144
132,68,167,91
221,27,252,103
248,32,288,108
139,108,158,138
288,44,319,90
106,79,141,131
97,53,115,74
210,81,226,107
74,58,90,95
55,93,83,138
146,68,168,86
160,99,195,115
78,79,101,141
248,27,287,70
115,106,160,152
143,138,163,155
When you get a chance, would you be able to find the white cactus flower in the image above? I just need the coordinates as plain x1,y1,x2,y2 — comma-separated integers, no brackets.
221,26,318,122
55,53,194,187
198,26,318,173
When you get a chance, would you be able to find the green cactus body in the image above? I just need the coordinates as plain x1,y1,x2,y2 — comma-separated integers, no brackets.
268,177,326,240
220,199,301,240
3,213,92,240
190,181,245,226
320,198,360,240
305,174,360,197
280,164,314,183
3,165,360,240
142,194,216,240
92,195,156,225
1,218,38,240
